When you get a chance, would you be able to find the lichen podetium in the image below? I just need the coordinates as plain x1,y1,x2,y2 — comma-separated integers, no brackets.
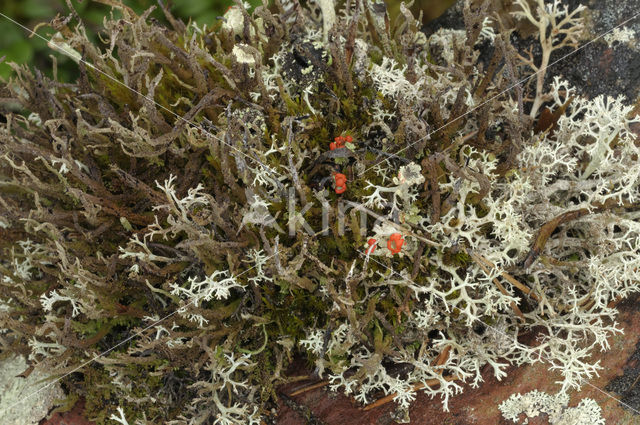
1,0,639,423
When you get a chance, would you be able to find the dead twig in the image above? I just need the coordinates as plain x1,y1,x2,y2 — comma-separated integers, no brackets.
522,209,590,269
470,252,525,319
432,345,451,369
362,375,461,411
522,199,640,269
471,251,540,302
289,380,330,396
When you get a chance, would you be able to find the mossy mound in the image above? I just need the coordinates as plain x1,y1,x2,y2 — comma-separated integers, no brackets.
2,0,639,423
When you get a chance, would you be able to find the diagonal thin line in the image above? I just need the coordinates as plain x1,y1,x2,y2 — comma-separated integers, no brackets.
0,11,268,175
3,252,278,412
0,10,285,412
585,381,640,415
358,8,640,177
1,0,638,417
351,2,640,417
357,249,640,416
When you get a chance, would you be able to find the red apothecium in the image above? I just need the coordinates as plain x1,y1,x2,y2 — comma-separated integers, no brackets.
366,238,377,254
334,173,347,194
387,233,404,255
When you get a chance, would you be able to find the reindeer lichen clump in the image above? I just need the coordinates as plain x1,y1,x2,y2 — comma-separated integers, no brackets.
1,0,639,423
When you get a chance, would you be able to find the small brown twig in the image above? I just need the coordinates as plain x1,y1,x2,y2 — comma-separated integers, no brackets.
471,251,540,302
432,345,451,369
362,375,460,411
522,208,589,269
289,380,330,396
629,372,640,392
285,375,312,384
521,199,640,270
470,252,525,319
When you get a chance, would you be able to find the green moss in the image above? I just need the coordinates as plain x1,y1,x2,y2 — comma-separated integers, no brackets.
442,248,472,268
0,0,559,422
82,361,169,424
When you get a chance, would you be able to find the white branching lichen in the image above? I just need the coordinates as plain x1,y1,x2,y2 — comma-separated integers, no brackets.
499,390,605,425
511,0,587,118
1,0,639,423
603,27,637,48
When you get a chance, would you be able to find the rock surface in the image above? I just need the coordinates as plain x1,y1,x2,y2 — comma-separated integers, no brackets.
275,295,640,424
424,0,640,104
274,1,640,423
0,355,64,425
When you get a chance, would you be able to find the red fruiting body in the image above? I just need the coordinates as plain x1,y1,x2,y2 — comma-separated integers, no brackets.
330,135,353,151
334,173,347,194
366,238,377,254
387,233,404,254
